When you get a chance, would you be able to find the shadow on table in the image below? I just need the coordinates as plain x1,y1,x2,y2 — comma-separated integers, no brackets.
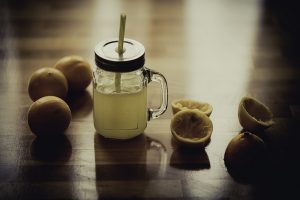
225,162,268,184
30,134,72,162
170,138,210,170
66,90,93,119
94,133,167,199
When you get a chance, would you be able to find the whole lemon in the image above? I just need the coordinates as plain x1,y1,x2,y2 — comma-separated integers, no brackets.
224,132,267,180
28,67,68,101
28,96,72,136
54,55,92,92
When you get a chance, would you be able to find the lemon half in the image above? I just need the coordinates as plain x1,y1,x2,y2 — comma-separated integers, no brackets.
171,110,213,147
238,97,274,132
171,99,213,117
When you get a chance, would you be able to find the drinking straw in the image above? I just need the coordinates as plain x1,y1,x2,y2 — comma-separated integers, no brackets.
115,13,126,92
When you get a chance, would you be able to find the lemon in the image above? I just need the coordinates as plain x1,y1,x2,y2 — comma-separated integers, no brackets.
170,110,213,147
54,55,92,92
28,67,68,101
171,99,213,117
238,96,274,132
224,132,267,180
28,96,72,136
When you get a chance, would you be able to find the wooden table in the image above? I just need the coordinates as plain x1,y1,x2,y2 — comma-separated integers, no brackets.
1,0,300,199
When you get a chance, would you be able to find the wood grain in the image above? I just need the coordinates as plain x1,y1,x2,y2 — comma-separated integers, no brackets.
1,0,300,199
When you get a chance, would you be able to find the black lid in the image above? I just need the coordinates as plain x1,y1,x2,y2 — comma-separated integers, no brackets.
94,38,145,72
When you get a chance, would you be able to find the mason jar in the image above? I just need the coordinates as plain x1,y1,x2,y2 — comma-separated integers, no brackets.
93,38,168,139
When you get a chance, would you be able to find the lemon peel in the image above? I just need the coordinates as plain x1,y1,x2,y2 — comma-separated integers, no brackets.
28,67,68,101
54,55,92,92
28,96,72,136
224,132,267,180
238,97,274,132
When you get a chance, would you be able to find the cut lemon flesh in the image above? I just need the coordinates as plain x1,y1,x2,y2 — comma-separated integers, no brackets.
171,99,213,116
171,110,213,147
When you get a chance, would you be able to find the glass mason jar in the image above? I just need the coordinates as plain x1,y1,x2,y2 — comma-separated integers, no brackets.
93,38,168,139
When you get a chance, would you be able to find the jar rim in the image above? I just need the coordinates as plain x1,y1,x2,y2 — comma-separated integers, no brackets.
95,38,145,72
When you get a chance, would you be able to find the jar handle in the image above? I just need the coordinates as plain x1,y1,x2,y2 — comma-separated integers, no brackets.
145,68,168,120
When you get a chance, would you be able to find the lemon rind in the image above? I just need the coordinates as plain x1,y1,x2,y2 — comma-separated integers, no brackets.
238,96,274,131
171,99,213,117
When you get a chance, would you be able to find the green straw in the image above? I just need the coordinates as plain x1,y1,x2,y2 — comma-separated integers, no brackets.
115,13,126,92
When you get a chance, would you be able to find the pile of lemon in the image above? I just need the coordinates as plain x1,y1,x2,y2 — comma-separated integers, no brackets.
224,97,274,179
27,56,92,136
170,96,274,180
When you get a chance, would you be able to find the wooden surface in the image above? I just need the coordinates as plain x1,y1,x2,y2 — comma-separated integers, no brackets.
1,0,300,199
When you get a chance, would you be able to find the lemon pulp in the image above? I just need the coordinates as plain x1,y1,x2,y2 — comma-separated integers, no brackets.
171,110,213,146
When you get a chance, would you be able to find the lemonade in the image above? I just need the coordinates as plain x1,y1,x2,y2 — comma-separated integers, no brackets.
93,86,148,139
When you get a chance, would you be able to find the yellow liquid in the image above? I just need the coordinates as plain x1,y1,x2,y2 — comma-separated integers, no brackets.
93,87,148,139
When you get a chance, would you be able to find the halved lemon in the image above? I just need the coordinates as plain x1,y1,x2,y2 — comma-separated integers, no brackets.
171,99,213,117
238,96,274,132
170,110,213,147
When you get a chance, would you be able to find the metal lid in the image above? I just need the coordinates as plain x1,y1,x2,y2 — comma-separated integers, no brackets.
94,38,145,72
